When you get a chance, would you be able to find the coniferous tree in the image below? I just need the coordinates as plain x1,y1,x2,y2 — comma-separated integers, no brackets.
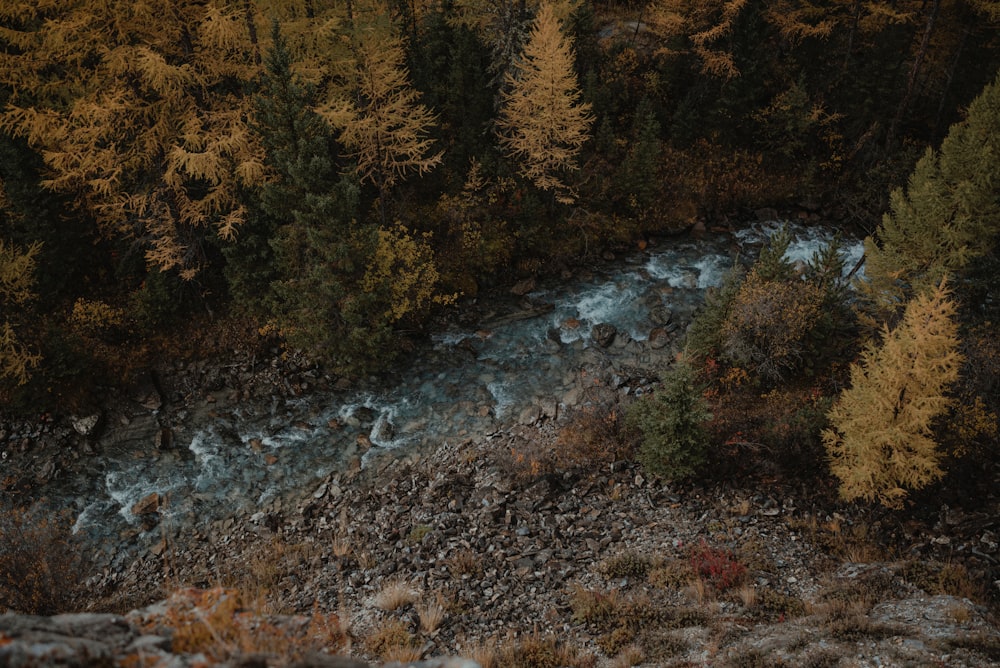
496,2,594,203
862,72,1000,315
0,0,267,279
320,25,443,224
0,235,41,388
823,279,963,508
615,98,663,215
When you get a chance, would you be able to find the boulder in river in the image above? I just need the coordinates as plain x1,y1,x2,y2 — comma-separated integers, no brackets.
591,323,617,348
131,492,160,517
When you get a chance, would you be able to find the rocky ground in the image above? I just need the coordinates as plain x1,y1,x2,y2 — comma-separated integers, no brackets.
54,405,994,667
4,413,1000,666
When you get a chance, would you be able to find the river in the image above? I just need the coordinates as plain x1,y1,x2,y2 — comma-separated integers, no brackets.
45,220,863,562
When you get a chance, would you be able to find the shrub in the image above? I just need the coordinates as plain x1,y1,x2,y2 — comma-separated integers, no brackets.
685,266,744,361
553,403,638,470
721,267,825,383
0,505,90,614
688,540,747,592
626,361,711,480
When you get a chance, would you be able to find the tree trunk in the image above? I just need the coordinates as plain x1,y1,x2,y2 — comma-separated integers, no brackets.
932,12,973,139
886,0,941,150
841,0,863,75
243,0,261,65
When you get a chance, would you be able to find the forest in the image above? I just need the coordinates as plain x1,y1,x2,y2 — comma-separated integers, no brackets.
0,0,999,507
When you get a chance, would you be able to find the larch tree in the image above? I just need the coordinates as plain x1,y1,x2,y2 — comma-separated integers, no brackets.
823,279,963,508
861,71,1000,316
319,22,443,224
496,2,593,203
0,0,267,279
646,0,752,79
0,230,41,389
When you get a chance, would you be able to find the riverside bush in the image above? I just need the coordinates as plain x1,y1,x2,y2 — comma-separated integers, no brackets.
0,505,89,614
625,361,710,480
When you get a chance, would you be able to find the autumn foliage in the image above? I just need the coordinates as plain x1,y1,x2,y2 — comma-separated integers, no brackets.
823,280,963,508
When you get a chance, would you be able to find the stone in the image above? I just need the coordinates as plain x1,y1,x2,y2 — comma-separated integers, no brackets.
649,305,673,326
648,327,671,350
71,413,102,437
591,323,617,348
373,419,395,442
131,492,160,516
518,406,541,425
510,278,536,296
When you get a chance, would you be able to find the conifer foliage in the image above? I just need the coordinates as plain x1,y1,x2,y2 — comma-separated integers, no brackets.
496,2,593,203
0,237,41,387
320,26,443,223
862,72,1000,313
823,279,963,508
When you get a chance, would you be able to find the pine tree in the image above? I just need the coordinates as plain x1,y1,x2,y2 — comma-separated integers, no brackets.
626,360,711,480
823,279,963,508
615,98,663,214
862,73,1000,315
496,2,593,204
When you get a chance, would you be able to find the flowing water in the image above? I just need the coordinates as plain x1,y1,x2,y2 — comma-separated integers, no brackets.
53,221,863,559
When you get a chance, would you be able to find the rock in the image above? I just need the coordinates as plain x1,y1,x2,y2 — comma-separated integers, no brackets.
648,327,671,349
372,418,395,443
36,459,56,483
510,278,536,296
131,492,160,516
649,305,673,326
71,413,102,437
591,323,617,348
755,207,779,221
518,405,541,425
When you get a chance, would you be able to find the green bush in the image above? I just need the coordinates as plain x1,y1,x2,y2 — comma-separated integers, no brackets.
626,362,711,479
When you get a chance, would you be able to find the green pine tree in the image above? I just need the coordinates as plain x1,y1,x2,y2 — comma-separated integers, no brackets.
862,72,1000,315
615,98,663,214
626,361,712,480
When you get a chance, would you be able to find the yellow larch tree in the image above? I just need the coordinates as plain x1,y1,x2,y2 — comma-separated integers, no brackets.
0,0,268,279
318,20,443,223
822,279,963,508
646,0,751,78
496,2,593,203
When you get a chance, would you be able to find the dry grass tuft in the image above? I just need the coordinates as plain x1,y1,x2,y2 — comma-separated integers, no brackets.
648,558,694,590
609,643,645,668
375,580,419,611
499,631,595,668
144,587,347,663
416,593,447,633
569,584,625,624
600,550,653,579
363,618,417,660
685,577,711,605
736,583,757,608
466,636,499,668
446,548,483,577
